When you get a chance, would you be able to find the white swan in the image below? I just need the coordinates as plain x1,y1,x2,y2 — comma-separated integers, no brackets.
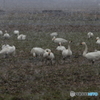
96,37,100,44
43,49,52,58
56,42,66,51
14,31,26,40
6,45,16,55
2,44,10,49
0,30,3,35
43,50,55,65
31,47,44,57
62,41,72,60
3,31,10,39
47,51,55,60
17,34,26,40
44,49,51,52
50,32,58,37
81,42,100,63
14,30,19,35
87,32,94,38
0,44,16,57
52,36,68,43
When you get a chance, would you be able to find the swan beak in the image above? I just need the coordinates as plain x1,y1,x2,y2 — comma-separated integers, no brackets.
58,43,60,46
70,41,72,42
48,52,51,55
96,38,98,40
80,42,83,45
69,41,72,43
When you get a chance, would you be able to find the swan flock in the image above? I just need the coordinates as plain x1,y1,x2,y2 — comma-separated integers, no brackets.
0,30,100,65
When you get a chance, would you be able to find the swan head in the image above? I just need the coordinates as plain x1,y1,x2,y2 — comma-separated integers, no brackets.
58,42,62,46
68,41,72,43
48,51,51,56
80,42,86,45
45,49,51,52
96,37,100,40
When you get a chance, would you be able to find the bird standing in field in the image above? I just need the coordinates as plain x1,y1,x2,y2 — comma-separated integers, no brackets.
96,37,100,45
52,36,68,43
87,32,94,39
31,47,44,57
81,42,100,64
30,47,45,65
43,49,51,58
3,30,10,39
17,34,26,40
50,32,58,37
62,41,72,63
0,44,16,58
43,50,55,65
14,30,26,40
14,30,19,35
56,42,66,51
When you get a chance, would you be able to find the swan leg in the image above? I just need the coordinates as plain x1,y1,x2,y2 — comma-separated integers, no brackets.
92,60,95,64
62,57,66,64
13,51,16,56
4,54,8,58
43,58,47,65
50,59,54,65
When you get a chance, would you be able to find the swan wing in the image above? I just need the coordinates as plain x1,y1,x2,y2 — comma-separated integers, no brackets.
56,38,68,42
96,40,100,44
56,46,66,51
85,52,100,60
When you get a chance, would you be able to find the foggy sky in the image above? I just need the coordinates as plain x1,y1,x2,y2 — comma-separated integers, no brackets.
0,0,100,11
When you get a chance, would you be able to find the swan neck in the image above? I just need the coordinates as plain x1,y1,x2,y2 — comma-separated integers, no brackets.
68,44,71,51
83,44,88,56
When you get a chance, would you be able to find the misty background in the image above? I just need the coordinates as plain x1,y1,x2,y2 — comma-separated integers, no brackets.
0,0,100,11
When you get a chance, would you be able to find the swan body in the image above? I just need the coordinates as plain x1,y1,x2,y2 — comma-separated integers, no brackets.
50,32,58,37
2,44,10,49
31,47,44,57
62,41,72,59
14,30,19,35
3,31,10,39
14,31,26,40
87,32,94,38
56,42,66,51
43,50,55,64
81,42,100,63
96,37,100,44
43,51,55,63
43,50,49,59
0,45,16,57
47,51,55,60
43,49,52,58
6,46,16,54
0,30,3,35
17,34,26,40
52,36,68,43
44,49,51,52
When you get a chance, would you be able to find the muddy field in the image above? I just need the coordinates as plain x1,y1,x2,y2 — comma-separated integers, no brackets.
0,12,100,100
